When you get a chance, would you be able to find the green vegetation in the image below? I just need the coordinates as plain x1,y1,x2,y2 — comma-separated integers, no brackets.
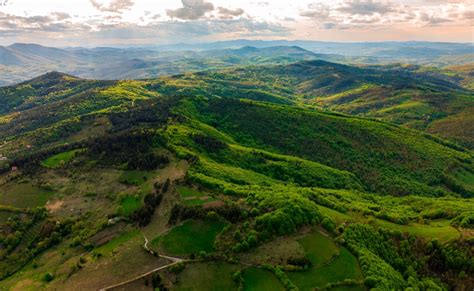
0,183,55,208
41,149,83,168
94,229,140,254
298,231,339,266
0,58,472,290
118,196,142,216
173,262,239,290
176,185,220,206
287,232,363,290
118,170,153,186
242,267,284,291
152,219,227,255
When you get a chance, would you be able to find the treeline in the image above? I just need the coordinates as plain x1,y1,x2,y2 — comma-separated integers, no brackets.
169,204,245,225
128,179,169,226
342,223,473,289
87,130,169,170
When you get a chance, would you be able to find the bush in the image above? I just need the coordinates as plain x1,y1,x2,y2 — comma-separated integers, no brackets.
42,272,54,282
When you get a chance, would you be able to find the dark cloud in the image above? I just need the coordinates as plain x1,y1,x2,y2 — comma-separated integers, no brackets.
167,0,214,20
90,0,134,13
337,0,394,16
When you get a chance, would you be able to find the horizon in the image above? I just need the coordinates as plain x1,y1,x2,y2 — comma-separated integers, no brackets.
2,39,472,49
0,0,472,46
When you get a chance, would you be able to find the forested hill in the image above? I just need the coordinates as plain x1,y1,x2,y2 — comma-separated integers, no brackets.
163,60,474,148
0,62,473,290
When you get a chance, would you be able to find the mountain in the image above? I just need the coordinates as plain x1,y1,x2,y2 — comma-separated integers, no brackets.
0,43,332,86
156,39,474,66
161,60,473,148
0,62,472,289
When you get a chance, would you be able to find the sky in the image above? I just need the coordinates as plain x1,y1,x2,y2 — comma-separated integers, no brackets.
0,0,472,46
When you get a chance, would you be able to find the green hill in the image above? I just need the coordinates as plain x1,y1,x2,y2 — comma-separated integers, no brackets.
0,64,472,290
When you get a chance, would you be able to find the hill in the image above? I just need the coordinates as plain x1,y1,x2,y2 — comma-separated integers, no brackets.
0,67,472,290
162,60,473,148
0,44,331,86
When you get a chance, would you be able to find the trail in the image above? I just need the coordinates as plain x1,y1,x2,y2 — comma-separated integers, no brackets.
99,234,187,291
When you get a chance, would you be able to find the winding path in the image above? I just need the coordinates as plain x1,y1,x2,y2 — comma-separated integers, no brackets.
99,234,186,291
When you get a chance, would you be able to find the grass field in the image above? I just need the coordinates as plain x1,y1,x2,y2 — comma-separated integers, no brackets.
41,149,83,168
453,168,474,192
94,229,140,254
176,185,220,206
298,231,339,266
152,219,227,256
242,267,284,291
119,196,142,216
118,170,154,186
288,247,363,290
318,205,460,243
0,183,54,208
173,262,239,291
372,219,459,243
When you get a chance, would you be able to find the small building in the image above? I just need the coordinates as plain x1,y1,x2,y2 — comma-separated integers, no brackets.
11,166,18,172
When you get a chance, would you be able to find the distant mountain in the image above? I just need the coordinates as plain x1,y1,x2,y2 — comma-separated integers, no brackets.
0,43,340,86
156,40,474,66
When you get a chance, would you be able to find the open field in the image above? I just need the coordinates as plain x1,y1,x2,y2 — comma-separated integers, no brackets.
173,262,239,290
152,219,227,256
242,267,284,291
0,182,55,208
41,149,83,168
176,185,220,206
119,196,142,216
298,231,339,266
288,247,363,290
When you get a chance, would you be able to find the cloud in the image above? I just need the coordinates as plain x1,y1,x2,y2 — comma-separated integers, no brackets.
300,3,330,20
90,0,135,13
166,0,214,20
337,0,394,16
51,12,72,21
462,10,474,20
217,7,244,17
418,12,451,26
